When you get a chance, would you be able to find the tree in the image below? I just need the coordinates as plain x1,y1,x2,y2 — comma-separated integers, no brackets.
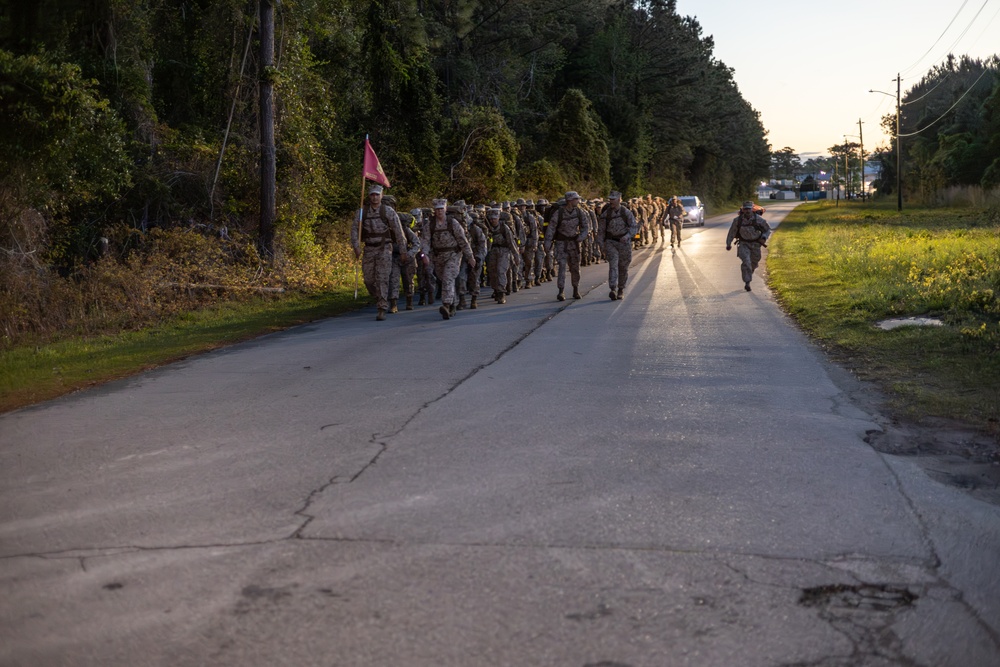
444,106,519,202
0,50,131,266
770,147,801,181
542,88,611,194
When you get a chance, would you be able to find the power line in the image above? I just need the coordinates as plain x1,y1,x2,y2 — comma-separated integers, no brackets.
935,0,993,63
900,0,970,76
897,65,995,138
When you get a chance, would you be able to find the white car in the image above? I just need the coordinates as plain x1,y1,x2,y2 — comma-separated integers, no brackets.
680,196,705,226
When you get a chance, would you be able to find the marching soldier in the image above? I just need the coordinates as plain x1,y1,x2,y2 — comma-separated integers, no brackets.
351,184,409,321
463,205,488,309
544,191,590,301
598,191,638,300
422,198,476,319
486,208,519,304
390,202,421,311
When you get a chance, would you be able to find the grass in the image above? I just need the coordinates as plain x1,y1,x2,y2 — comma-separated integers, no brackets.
0,287,363,413
767,200,1000,434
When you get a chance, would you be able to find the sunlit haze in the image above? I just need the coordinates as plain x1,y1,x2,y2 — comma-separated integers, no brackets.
674,0,1000,158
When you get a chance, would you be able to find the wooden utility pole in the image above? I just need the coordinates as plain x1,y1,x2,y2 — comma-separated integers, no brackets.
258,0,276,257
858,119,865,201
896,73,902,211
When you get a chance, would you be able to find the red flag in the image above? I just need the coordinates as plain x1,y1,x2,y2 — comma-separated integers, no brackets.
363,138,391,188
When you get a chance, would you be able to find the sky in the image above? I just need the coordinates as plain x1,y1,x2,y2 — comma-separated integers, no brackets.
674,0,1000,159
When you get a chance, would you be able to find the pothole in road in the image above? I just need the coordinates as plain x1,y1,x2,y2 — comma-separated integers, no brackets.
865,425,1000,506
799,584,917,612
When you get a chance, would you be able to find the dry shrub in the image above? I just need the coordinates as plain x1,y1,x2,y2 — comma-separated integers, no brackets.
1,219,359,349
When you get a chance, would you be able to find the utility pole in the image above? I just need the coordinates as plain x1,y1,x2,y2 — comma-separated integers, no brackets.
834,158,839,207
896,73,902,211
843,136,850,200
869,77,903,210
258,0,276,258
858,119,865,202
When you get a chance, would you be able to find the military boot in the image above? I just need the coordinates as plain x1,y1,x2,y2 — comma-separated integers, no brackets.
573,287,581,300
418,293,426,306
457,295,467,310
609,289,618,300
449,302,457,316
470,296,478,309
557,290,565,302
389,298,398,314
439,304,450,320
376,308,386,321
405,295,414,310
617,287,624,299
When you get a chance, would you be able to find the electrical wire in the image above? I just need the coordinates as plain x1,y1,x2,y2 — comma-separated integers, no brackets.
900,0,970,76
897,65,995,138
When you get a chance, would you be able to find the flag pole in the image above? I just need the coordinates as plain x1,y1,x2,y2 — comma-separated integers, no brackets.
355,135,368,300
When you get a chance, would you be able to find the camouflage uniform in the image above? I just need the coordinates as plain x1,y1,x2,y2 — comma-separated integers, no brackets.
544,191,590,301
666,196,686,249
423,199,476,319
415,208,437,306
389,213,421,311
516,199,538,289
464,209,488,309
351,185,408,321
486,208,519,304
653,196,667,244
598,192,638,300
726,201,772,292
534,199,552,283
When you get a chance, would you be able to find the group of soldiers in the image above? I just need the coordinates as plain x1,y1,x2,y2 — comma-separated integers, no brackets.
351,184,731,321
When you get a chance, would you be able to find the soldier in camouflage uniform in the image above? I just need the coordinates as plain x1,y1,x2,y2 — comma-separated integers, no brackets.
515,199,537,289
544,191,590,301
534,199,552,284
351,184,409,321
485,207,518,304
726,200,772,292
414,208,437,306
422,198,476,319
598,191,638,300
463,204,488,309
666,195,686,250
390,203,421,311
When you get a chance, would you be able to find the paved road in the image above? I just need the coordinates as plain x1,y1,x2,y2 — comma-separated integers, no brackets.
2,202,999,666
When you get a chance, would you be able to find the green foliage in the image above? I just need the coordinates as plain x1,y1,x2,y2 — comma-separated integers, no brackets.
517,159,568,199
0,50,131,265
542,89,611,194
900,55,1000,198
444,106,519,202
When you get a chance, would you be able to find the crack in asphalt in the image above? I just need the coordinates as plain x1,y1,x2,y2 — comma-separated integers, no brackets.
288,295,585,539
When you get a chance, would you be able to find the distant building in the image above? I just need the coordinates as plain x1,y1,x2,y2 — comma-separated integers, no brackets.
757,184,779,199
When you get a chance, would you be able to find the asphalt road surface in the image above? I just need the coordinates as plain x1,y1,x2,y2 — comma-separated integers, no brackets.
2,202,999,667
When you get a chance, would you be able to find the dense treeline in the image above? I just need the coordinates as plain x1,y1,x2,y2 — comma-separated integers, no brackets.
874,55,1000,201
0,0,768,273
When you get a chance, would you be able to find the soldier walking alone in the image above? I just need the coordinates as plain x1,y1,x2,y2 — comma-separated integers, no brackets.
666,195,686,250
543,191,590,301
726,201,772,292
597,191,638,300
351,184,409,321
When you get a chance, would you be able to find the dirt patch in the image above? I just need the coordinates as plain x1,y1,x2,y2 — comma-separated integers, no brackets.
825,361,1000,507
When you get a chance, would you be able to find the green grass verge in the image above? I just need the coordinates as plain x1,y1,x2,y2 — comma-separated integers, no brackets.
768,200,1000,433
0,288,363,413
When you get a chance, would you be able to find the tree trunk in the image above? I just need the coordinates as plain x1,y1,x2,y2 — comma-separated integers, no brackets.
258,0,276,258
